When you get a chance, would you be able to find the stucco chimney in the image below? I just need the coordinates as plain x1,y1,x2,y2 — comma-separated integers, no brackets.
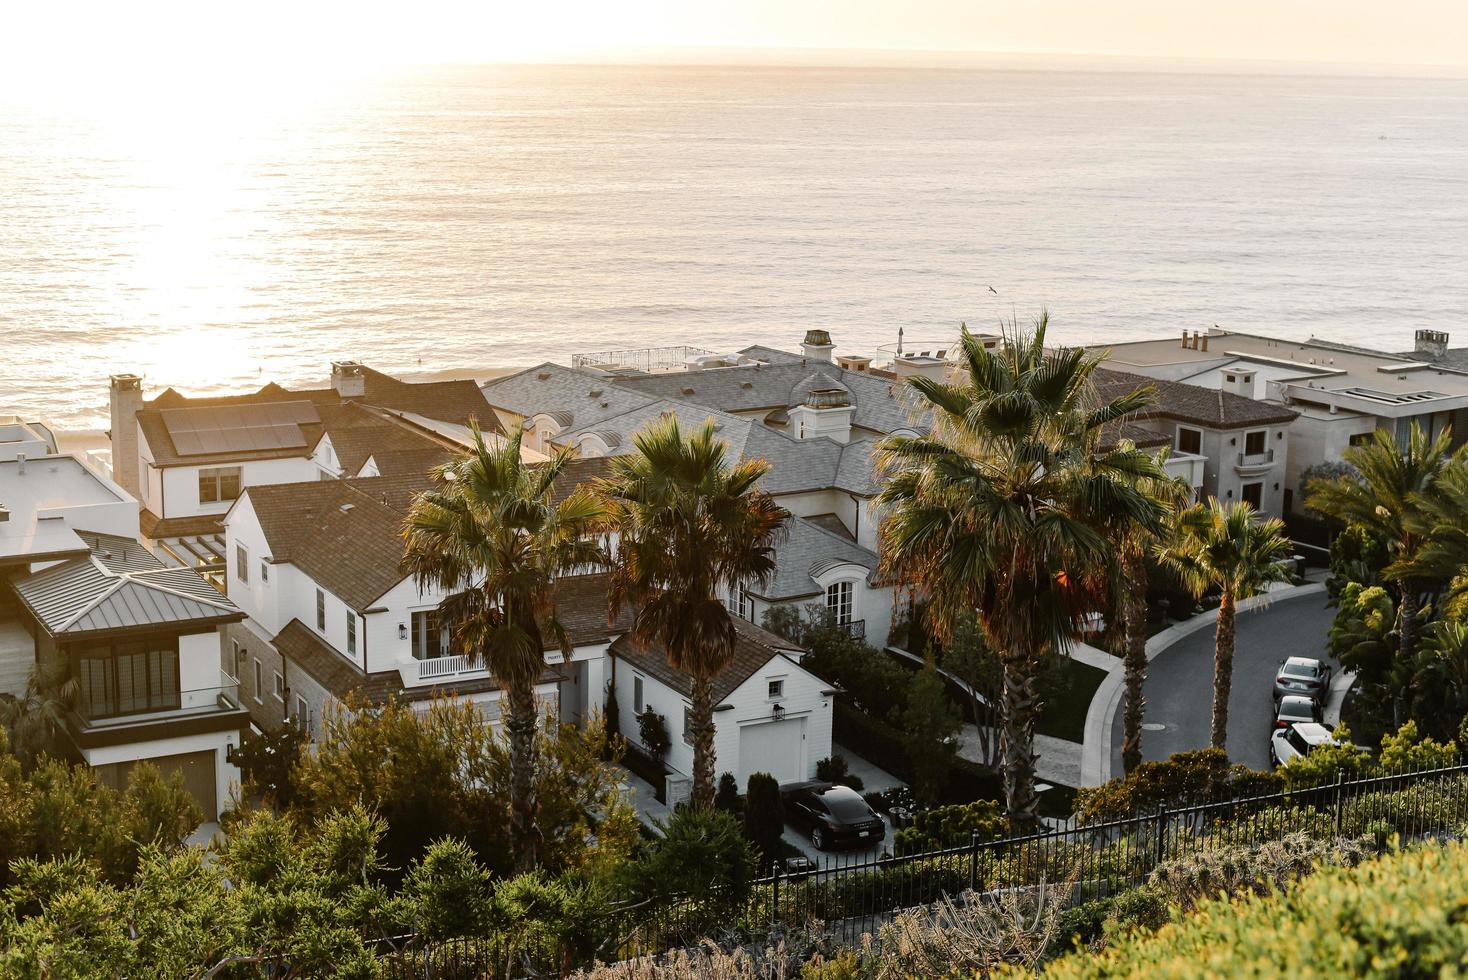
1200,334,1209,352
801,330,835,363
1182,330,1190,349
108,374,144,499
1415,329,1449,359
331,360,366,398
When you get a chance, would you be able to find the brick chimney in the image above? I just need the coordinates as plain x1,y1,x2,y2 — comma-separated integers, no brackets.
108,374,144,499
1415,329,1449,360
331,361,366,398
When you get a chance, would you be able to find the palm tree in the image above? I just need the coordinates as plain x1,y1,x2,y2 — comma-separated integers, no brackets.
0,662,77,770
402,424,606,871
1157,499,1293,751
1108,455,1194,774
599,416,788,811
876,318,1167,826
1399,453,1468,603
1307,425,1459,669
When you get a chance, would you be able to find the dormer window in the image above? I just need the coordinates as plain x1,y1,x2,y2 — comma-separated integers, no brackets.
825,580,854,626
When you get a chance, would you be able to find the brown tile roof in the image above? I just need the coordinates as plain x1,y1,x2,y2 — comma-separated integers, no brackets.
551,574,633,649
544,455,618,505
1093,367,1298,430
365,446,456,479
609,616,807,705
243,478,414,612
137,367,499,468
1099,420,1172,452
140,509,233,540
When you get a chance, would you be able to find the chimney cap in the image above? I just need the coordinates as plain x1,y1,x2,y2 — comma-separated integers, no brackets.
805,387,852,409
110,373,143,388
803,329,833,348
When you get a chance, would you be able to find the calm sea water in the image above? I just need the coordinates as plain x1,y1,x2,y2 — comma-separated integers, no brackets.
3,64,1466,429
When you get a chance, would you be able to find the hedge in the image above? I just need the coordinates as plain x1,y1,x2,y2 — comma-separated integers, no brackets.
833,702,1001,805
621,743,670,804
1029,837,1468,978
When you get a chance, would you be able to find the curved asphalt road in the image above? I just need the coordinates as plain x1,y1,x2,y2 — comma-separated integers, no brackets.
1110,592,1337,772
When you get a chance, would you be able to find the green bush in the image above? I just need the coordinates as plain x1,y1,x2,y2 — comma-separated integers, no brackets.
715,772,743,816
1075,749,1282,824
814,755,864,792
1031,837,1468,978
637,708,671,763
744,773,785,866
892,800,1007,856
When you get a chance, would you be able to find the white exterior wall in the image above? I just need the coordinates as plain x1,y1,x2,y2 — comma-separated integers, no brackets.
714,656,833,787
81,731,240,821
179,630,226,699
159,456,319,519
1168,422,1291,516
1282,410,1380,502
367,574,453,674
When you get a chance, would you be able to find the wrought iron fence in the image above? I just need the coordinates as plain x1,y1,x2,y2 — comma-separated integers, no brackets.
381,761,1468,979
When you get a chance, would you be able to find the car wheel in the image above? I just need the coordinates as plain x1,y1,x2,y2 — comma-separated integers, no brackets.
811,827,827,851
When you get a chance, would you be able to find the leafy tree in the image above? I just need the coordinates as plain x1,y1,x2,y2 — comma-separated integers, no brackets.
936,609,1003,771
637,707,671,764
601,415,789,810
1158,499,1293,749
1401,458,1468,605
402,423,607,871
1329,582,1397,679
233,723,307,808
876,319,1168,826
625,807,758,909
743,772,785,866
1307,424,1461,673
1376,719,1459,773
0,662,77,770
903,655,960,804
399,837,493,940
1415,619,1468,740
602,680,622,760
1326,523,1387,601
292,697,637,877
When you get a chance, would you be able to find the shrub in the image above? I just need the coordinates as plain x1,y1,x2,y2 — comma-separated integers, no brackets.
232,724,306,808
892,799,1007,855
744,773,785,866
637,708,671,764
715,772,743,816
814,756,864,793
603,682,622,760
1075,748,1282,823
833,702,1000,806
1032,837,1468,978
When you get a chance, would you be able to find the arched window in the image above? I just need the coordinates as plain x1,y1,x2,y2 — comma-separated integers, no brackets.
825,580,854,626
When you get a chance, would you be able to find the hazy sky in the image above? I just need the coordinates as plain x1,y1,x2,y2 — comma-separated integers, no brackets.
4,0,1467,89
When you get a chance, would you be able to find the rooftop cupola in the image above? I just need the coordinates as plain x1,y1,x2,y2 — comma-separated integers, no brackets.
801,329,835,363
331,360,366,399
788,385,855,444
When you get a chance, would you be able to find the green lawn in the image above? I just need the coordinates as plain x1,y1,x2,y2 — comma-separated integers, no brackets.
1034,656,1108,744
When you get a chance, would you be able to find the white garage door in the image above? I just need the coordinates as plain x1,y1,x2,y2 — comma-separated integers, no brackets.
739,718,806,785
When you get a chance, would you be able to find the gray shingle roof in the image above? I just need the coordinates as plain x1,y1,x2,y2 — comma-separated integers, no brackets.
1092,367,1298,429
480,363,656,427
610,616,808,704
12,538,240,638
757,516,880,601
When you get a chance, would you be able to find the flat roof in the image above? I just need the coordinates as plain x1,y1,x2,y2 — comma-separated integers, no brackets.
0,456,126,514
1102,331,1468,399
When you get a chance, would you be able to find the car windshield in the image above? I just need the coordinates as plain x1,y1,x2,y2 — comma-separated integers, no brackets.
821,792,872,821
1283,661,1320,679
1280,703,1313,719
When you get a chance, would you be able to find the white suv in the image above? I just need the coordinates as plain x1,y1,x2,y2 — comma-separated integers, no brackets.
1269,722,1338,768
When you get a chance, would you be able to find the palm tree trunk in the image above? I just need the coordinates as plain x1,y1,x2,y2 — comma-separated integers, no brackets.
1396,584,1418,728
689,674,717,811
1210,591,1236,752
999,655,1041,830
505,679,542,873
1120,548,1150,774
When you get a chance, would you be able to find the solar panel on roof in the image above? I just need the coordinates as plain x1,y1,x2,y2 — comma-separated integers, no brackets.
161,401,316,456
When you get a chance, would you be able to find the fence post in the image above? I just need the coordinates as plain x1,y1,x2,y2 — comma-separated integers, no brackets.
1334,767,1345,835
770,862,781,927
1153,806,1168,868
968,831,980,892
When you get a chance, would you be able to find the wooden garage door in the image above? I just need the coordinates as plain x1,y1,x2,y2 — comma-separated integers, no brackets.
102,750,217,819
739,718,806,785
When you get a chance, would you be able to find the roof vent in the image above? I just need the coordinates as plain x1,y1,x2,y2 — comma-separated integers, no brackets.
681,387,696,396
741,381,753,389
589,388,603,398
340,503,354,513
536,371,552,381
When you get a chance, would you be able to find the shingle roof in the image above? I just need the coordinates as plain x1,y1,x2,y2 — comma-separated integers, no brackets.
610,616,808,704
1092,367,1299,430
12,537,240,638
758,516,881,601
480,363,656,427
241,478,417,612
138,367,497,468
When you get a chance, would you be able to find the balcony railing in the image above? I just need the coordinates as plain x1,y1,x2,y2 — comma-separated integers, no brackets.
1236,449,1275,467
837,619,866,640
74,671,241,727
399,654,490,687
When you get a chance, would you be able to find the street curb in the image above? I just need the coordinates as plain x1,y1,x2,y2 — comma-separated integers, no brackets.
1079,581,1329,788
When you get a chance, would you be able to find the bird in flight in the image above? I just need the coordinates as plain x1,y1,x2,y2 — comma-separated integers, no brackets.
986,285,998,294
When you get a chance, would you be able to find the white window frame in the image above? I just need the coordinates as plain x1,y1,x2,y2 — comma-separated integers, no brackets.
260,561,269,584
315,589,326,632
252,659,263,704
825,580,855,627
346,611,357,655
725,582,754,621
295,694,311,733
273,670,285,703
410,608,448,661
235,544,248,584
767,677,785,700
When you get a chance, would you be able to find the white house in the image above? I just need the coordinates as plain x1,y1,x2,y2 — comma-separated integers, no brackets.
0,444,245,820
608,617,834,796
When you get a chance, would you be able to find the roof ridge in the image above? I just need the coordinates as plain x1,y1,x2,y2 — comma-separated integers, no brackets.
122,567,236,611
791,513,877,557
54,565,126,632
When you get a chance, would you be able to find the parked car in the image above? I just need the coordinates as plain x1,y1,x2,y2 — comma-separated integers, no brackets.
1274,694,1322,732
1269,722,1339,768
1273,656,1332,705
783,782,886,850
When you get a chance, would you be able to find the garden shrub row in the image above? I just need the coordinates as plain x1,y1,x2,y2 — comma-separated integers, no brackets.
833,701,1000,805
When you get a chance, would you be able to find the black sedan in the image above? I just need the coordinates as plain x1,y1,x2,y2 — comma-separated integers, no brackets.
783,782,886,851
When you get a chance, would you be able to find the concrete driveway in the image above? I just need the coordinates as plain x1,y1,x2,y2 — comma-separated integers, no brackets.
1110,592,1338,772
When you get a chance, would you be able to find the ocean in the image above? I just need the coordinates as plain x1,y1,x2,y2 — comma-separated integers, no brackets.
2,63,1466,429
